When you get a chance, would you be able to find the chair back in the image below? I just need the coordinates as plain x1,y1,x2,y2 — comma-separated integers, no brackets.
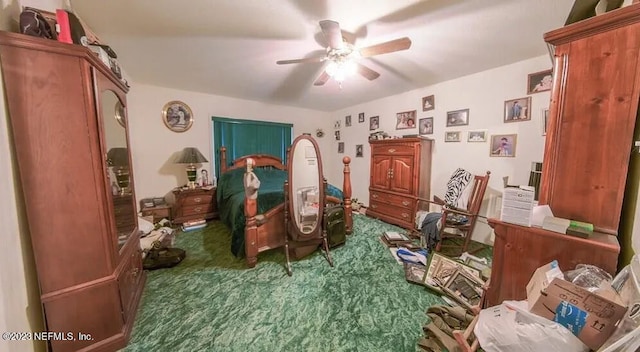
466,171,491,215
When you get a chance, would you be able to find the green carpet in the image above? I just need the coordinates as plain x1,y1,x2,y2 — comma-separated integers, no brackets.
125,214,487,352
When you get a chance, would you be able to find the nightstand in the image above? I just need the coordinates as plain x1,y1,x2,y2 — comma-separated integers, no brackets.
140,204,172,223
168,187,218,224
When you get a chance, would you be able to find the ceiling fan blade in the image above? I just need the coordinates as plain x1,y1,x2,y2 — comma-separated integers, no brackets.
357,63,380,81
276,56,325,65
313,71,330,86
319,20,344,49
358,37,412,58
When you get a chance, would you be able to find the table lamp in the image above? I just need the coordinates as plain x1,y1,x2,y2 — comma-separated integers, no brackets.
175,147,208,189
107,147,130,195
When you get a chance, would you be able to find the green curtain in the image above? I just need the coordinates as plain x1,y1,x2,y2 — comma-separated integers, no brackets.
212,117,292,178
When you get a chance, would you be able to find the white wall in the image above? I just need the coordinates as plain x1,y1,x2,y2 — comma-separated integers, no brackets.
328,55,552,245
127,84,333,202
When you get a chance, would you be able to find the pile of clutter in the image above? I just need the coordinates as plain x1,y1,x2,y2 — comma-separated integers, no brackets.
138,216,186,270
474,256,640,352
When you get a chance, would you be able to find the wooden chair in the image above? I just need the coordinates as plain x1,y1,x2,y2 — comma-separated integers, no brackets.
414,171,490,256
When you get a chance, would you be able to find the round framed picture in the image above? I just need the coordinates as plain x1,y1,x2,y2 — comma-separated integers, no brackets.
115,100,126,128
162,100,193,132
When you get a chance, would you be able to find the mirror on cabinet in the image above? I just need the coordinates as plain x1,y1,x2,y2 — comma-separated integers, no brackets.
283,134,333,275
101,89,135,249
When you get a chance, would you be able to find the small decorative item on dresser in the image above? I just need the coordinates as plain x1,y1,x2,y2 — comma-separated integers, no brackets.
162,100,193,132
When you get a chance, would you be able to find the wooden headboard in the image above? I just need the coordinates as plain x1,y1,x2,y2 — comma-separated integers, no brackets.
220,146,286,173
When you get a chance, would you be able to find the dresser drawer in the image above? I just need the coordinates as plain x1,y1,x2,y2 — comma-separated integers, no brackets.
369,200,413,222
370,191,414,209
182,194,213,206
181,204,213,216
371,144,414,156
117,244,142,320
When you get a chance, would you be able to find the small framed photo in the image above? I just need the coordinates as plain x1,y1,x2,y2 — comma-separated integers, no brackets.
419,117,433,135
445,131,461,142
396,110,417,130
334,120,341,129
504,97,532,122
404,263,427,286
467,130,487,142
446,109,469,127
162,100,193,132
355,144,363,157
440,268,485,310
422,253,482,293
542,108,549,136
422,95,435,111
369,116,379,131
527,69,553,94
358,112,365,123
490,134,517,157
338,142,344,153
335,130,340,141
345,115,352,127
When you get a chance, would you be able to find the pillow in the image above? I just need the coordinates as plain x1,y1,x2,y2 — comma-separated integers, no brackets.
456,180,474,210
443,168,472,207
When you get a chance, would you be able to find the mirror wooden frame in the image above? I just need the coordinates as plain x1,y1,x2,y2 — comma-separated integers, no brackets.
283,134,332,275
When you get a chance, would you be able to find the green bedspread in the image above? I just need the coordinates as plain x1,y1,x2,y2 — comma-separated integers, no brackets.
217,167,343,257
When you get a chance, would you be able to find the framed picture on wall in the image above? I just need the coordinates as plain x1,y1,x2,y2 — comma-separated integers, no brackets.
490,134,517,157
542,108,549,136
445,131,461,142
396,110,416,130
345,115,352,127
504,97,532,122
338,142,344,153
419,117,433,135
162,100,193,132
370,116,380,131
358,112,365,123
356,144,363,157
467,130,487,142
446,109,469,127
422,95,435,111
527,69,553,94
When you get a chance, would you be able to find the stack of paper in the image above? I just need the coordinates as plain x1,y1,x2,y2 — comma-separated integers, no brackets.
542,216,571,234
500,186,535,227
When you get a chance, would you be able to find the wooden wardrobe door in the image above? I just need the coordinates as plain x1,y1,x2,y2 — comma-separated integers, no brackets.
389,156,414,194
370,155,391,189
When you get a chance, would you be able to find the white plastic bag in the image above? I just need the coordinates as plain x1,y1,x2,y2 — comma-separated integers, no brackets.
475,300,588,352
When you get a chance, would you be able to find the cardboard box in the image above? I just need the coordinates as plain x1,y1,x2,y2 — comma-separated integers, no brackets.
526,262,627,350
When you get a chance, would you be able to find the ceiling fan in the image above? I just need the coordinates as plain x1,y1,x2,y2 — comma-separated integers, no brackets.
276,20,412,86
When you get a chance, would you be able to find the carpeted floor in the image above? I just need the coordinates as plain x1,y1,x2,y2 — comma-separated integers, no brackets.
125,214,489,352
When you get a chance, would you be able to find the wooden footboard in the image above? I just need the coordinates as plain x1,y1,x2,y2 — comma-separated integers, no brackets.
221,147,352,268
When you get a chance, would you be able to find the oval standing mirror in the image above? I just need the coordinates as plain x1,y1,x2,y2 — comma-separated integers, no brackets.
288,135,325,238
101,89,135,249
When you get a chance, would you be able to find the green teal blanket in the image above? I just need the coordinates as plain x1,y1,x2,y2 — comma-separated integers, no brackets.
217,167,343,257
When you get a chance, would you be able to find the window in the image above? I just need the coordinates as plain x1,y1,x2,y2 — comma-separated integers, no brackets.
212,117,292,177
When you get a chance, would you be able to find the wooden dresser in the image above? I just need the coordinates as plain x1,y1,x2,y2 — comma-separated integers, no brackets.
485,220,620,307
0,31,145,351
367,138,432,229
169,187,219,224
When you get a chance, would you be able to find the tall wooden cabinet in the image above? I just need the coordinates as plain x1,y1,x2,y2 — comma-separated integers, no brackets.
367,138,433,229
0,32,145,351
540,4,640,235
486,5,640,306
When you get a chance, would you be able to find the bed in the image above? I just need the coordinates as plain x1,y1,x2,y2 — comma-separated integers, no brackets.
217,147,352,268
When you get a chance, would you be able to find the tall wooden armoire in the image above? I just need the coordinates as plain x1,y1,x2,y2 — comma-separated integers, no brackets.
367,138,433,229
0,31,145,351
487,4,640,307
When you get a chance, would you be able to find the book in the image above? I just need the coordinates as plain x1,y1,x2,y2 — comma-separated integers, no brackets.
542,216,570,234
184,219,206,227
569,220,594,232
384,231,409,243
182,223,206,232
55,9,72,44
566,225,592,239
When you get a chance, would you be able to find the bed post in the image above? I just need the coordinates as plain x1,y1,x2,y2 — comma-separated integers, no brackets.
342,156,353,234
220,146,228,173
243,158,259,268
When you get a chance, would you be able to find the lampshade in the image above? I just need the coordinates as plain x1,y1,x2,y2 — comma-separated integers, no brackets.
174,147,208,164
107,147,129,167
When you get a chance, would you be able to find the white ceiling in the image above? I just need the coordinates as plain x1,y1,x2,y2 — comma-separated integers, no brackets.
70,0,575,112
